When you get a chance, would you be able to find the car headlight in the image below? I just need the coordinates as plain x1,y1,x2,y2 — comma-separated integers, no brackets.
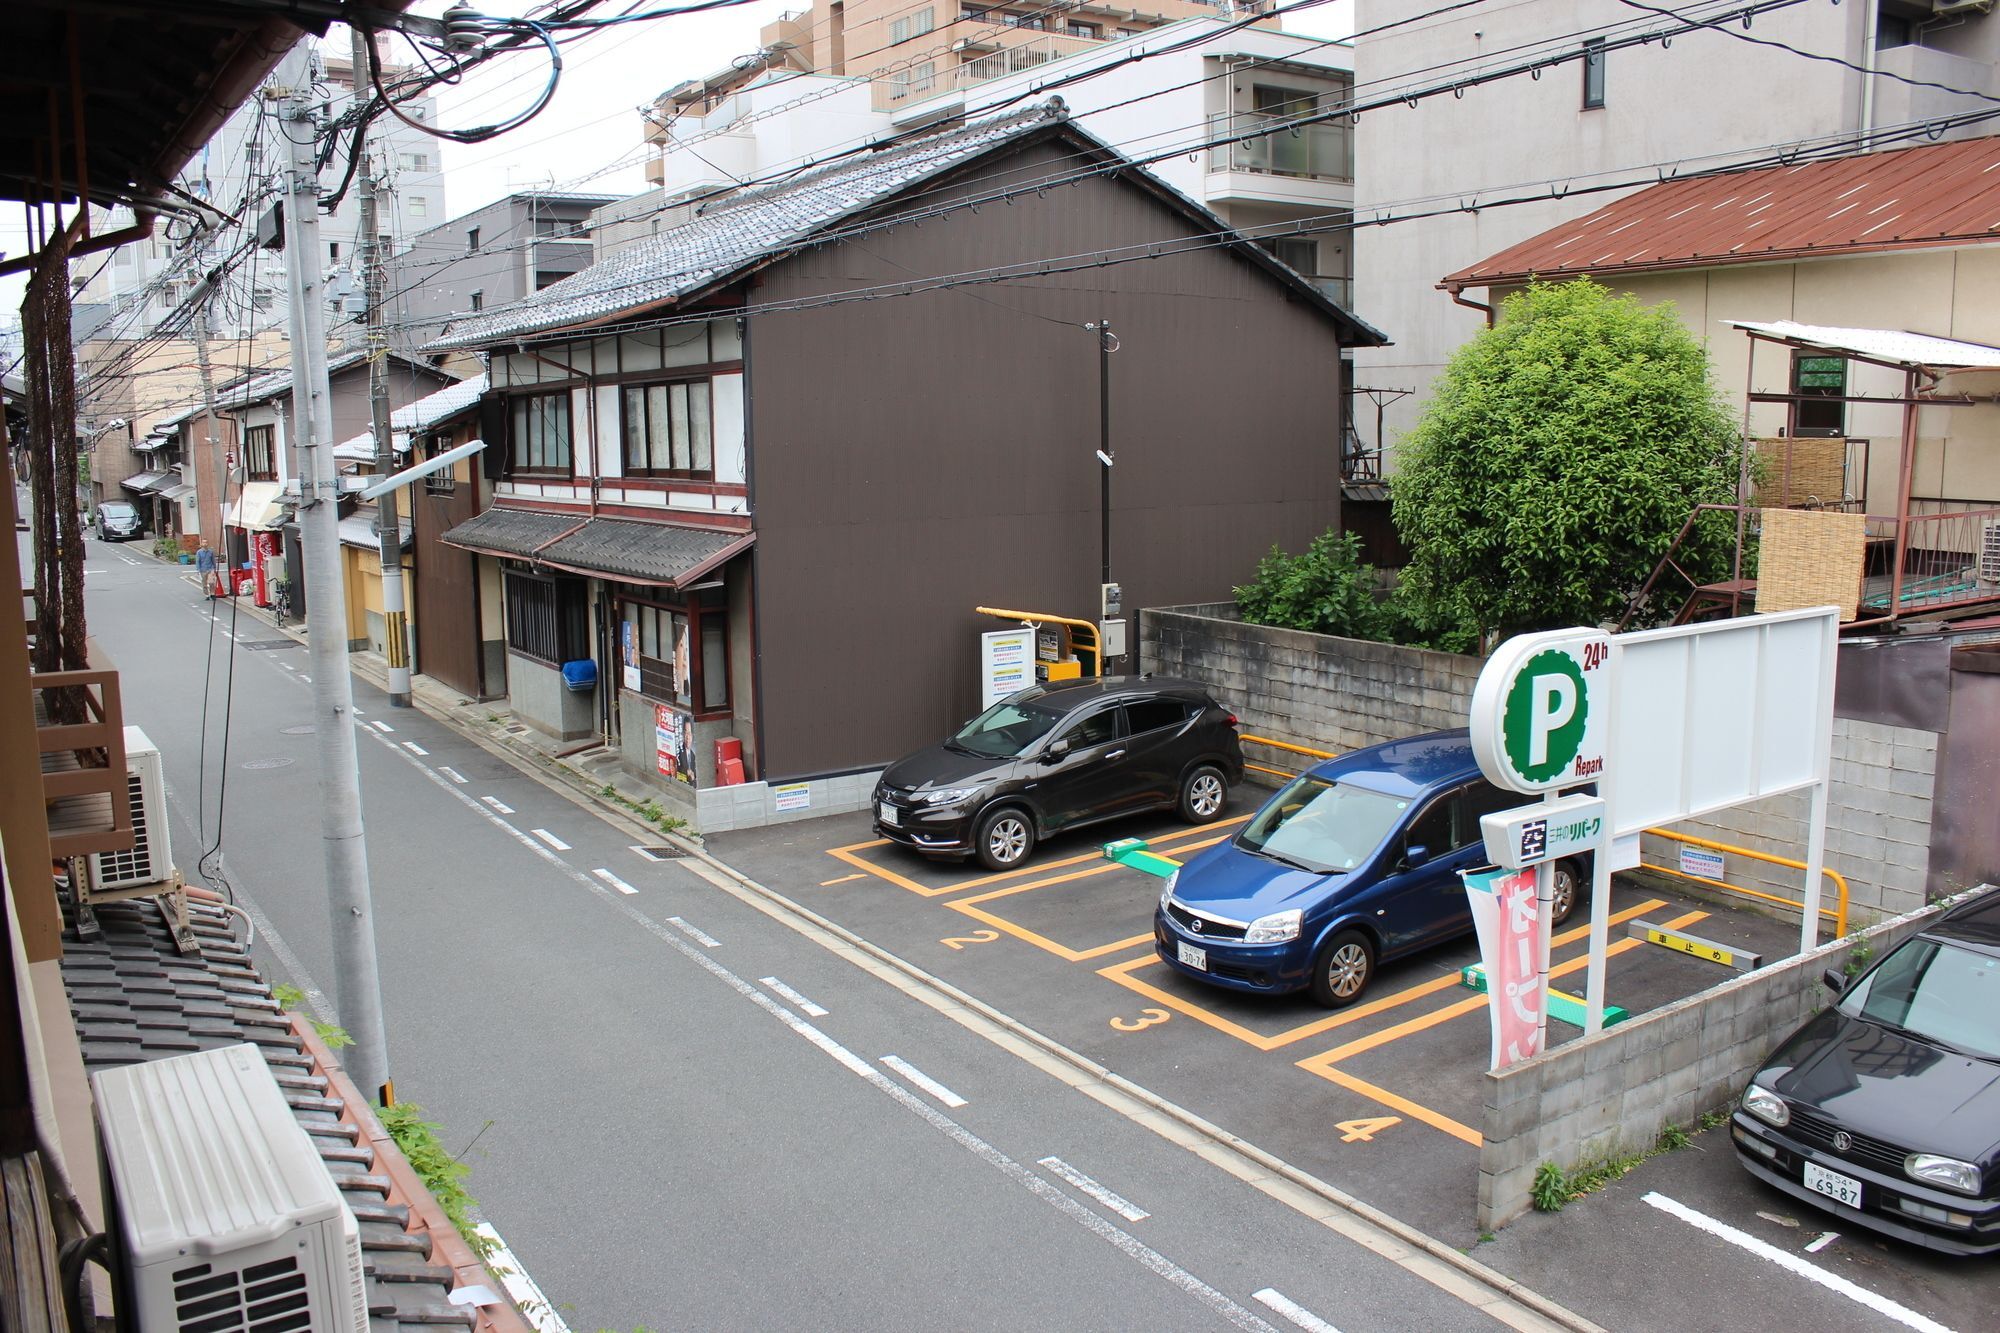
1740,1083,1789,1128
1159,869,1178,909
921,787,981,806
1906,1153,1983,1197
1243,909,1302,945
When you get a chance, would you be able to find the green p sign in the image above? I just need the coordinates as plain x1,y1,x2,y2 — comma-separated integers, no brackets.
1470,629,1611,793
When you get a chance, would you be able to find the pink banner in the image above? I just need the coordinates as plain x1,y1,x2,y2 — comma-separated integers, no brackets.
1465,867,1547,1069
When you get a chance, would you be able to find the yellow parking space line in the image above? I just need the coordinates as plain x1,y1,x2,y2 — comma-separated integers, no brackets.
949,892,1157,962
951,835,1232,910
1308,1066,1483,1147
1093,898,1673,1054
819,873,866,886
824,817,1248,900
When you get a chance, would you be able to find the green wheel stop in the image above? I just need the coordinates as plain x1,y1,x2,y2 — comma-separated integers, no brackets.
1102,837,1181,879
1459,964,1629,1029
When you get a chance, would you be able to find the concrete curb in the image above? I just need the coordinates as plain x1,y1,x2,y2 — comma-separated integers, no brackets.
290,628,1601,1333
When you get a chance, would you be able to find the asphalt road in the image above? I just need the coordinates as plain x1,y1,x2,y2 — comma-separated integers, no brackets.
77,538,1536,1332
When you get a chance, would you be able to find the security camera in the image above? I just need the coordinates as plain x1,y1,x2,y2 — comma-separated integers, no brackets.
106,417,128,430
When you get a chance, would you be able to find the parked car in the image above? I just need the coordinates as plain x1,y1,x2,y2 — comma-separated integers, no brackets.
1155,729,1579,1008
1732,886,2000,1255
873,676,1244,871
95,500,142,541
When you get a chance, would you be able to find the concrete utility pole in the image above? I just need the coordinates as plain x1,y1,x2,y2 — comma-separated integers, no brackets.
275,46,393,1105
351,24,412,707
190,296,227,565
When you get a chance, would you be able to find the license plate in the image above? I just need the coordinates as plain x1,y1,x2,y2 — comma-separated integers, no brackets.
878,802,898,827
1804,1161,1863,1209
1177,941,1208,971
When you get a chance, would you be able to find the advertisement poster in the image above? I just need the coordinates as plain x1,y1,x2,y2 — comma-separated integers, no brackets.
654,704,695,786
672,620,691,702
979,629,1033,709
1464,867,1546,1070
621,621,641,692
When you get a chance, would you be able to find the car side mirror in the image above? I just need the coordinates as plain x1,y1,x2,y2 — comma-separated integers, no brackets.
1404,843,1432,869
1042,739,1071,763
1821,967,1847,994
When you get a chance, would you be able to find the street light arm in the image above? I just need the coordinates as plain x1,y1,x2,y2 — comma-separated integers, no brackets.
356,439,486,500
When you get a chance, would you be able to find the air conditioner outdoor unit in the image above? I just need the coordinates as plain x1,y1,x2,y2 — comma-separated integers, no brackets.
1979,519,2000,586
94,1043,368,1333
89,725,170,891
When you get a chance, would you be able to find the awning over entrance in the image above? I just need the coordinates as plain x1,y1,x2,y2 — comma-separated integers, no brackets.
224,480,288,531
156,482,195,505
338,512,414,552
440,507,753,589
1723,320,2000,372
120,469,173,494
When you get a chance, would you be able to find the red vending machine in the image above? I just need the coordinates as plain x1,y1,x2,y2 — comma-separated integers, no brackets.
251,530,281,607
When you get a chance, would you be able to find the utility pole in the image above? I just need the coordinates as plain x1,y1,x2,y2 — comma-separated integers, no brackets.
1086,318,1118,673
351,24,412,707
190,268,227,575
276,47,392,1105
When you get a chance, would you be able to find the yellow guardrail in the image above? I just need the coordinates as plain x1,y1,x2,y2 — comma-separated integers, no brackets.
1235,730,1850,940
1642,827,1849,941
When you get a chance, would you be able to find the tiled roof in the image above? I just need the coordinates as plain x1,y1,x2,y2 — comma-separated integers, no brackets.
439,505,585,560
220,347,452,410
332,372,487,462
1441,135,2000,292
430,105,1071,349
60,897,508,1330
539,517,753,588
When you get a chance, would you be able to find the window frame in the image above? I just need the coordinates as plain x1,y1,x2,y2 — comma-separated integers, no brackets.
503,568,589,666
620,375,716,480
505,388,574,478
242,423,277,482
1790,352,1848,438
1581,38,1606,110
618,591,731,718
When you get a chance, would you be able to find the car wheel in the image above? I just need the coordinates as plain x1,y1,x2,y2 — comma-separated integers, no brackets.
974,806,1035,872
1309,930,1375,1008
1551,860,1579,926
1176,763,1227,823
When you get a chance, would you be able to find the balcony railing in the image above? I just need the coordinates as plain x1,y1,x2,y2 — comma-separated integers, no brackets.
1208,111,1353,183
1858,502,2000,620
874,32,1106,109
35,665,131,859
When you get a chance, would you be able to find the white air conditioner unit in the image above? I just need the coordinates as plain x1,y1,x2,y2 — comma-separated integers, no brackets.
89,725,171,890
94,1044,368,1333
1979,519,2000,586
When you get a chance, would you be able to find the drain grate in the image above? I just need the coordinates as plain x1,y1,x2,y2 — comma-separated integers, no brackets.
240,639,300,652
504,724,528,735
281,724,316,735
631,845,684,861
242,757,295,771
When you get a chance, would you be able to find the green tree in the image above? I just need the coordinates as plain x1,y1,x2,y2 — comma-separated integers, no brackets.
1391,279,1742,649
1234,529,1389,641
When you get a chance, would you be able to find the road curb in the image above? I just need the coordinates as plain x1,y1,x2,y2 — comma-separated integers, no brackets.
322,642,1601,1333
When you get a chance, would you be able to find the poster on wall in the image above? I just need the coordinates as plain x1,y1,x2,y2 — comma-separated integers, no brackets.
979,629,1033,709
654,703,696,786
622,621,641,692
672,621,691,702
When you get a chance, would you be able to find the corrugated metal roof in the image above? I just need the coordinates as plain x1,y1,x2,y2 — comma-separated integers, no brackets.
537,518,752,588
1442,135,2000,291
219,347,451,409
1725,320,2000,370
439,506,585,560
120,469,173,494
332,372,486,462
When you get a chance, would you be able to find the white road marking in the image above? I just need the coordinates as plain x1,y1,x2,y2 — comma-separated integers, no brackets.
530,828,570,850
1805,1232,1839,1254
592,867,639,896
472,1223,571,1333
1252,1289,1341,1333
668,916,720,947
759,977,828,1017
371,719,394,733
367,733,1280,1333
881,1056,967,1109
402,741,429,756
1040,1156,1149,1222
279,661,294,670
482,796,515,814
440,766,467,784
300,674,312,682
1642,1193,1952,1333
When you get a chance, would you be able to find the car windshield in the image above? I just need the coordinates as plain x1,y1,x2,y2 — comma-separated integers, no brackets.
949,699,1064,759
100,503,136,518
1838,936,2000,1060
1237,775,1410,874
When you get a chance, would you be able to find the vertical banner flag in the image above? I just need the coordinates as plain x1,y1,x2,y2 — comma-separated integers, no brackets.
1464,867,1547,1069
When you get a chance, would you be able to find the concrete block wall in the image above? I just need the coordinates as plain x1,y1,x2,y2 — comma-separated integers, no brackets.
692,768,882,834
1476,892,1968,1230
506,651,596,741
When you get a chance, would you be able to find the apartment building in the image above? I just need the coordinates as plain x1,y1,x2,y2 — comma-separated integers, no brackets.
1350,0,2000,471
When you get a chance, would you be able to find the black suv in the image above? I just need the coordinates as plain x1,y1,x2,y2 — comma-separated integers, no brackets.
873,676,1245,871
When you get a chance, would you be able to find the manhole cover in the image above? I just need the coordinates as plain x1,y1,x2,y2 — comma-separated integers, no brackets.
282,724,316,735
240,639,299,652
242,757,295,771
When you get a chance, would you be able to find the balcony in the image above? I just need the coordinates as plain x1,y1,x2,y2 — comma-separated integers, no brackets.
874,31,1106,110
1207,111,1353,184
26,603,131,859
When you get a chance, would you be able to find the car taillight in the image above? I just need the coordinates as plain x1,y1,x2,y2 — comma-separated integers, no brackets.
1226,713,1239,728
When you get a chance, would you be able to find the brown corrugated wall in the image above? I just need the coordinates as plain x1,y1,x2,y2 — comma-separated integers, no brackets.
746,139,1357,778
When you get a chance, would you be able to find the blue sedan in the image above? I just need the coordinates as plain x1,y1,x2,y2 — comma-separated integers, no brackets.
1154,730,1581,1007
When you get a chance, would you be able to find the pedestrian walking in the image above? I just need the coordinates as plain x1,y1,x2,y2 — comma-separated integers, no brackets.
195,539,219,598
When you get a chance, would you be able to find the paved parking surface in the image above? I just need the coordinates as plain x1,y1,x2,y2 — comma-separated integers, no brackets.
710,801,1803,1243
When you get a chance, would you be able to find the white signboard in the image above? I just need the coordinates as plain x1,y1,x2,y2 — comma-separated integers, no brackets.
772,782,811,812
1679,846,1725,881
1469,627,1612,793
1481,794,1607,870
980,629,1033,708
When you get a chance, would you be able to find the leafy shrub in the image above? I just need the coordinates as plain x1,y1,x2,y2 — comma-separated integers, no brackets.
1234,530,1389,641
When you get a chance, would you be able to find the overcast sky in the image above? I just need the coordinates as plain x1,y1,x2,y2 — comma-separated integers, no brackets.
1,0,1354,326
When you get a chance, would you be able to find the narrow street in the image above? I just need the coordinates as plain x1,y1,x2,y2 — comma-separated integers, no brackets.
82,537,1532,1332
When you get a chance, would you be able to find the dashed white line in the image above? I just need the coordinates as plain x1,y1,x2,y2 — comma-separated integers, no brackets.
278,661,295,670
1642,1193,1951,1333
482,796,516,815
370,719,394,733
759,977,828,1017
530,828,570,850
439,766,467,784
1039,1156,1150,1222
881,1056,967,1109
1252,1289,1342,1333
592,868,640,896
402,741,429,756
300,674,312,682
667,916,720,947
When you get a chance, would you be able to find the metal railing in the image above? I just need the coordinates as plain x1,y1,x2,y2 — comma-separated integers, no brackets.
1858,502,2000,620
1642,828,1849,941
1207,111,1352,183
874,32,1105,108
33,666,132,859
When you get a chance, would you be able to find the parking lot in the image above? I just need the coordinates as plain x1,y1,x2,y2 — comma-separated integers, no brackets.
710,798,1804,1243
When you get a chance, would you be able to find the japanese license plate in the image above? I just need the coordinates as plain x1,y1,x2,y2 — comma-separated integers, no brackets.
1804,1160,1862,1209
1177,941,1208,971
878,802,898,827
